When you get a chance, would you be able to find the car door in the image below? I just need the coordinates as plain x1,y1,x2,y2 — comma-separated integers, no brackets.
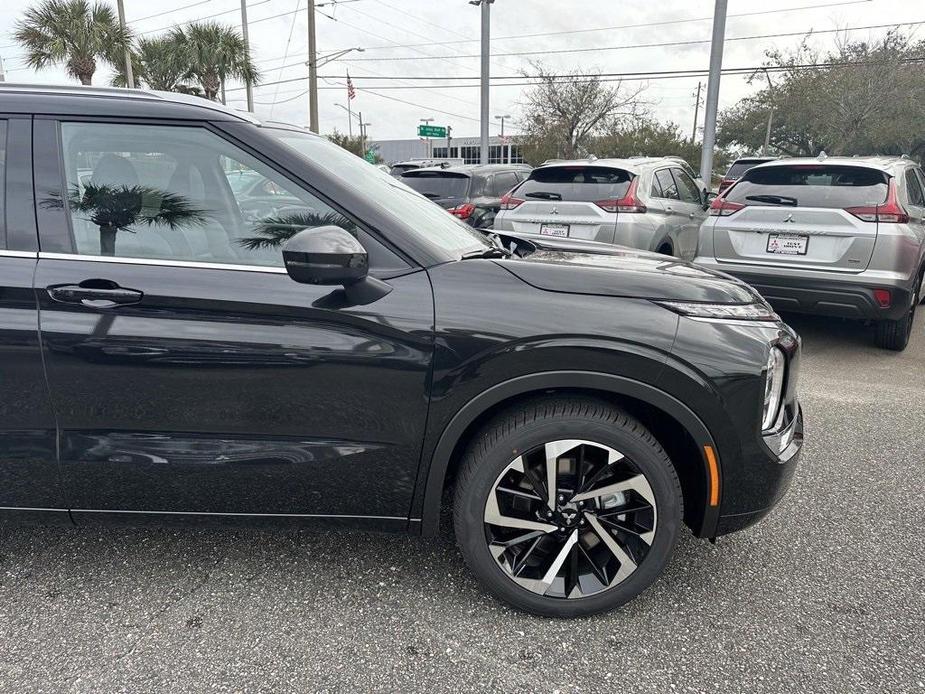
671,168,708,260
650,168,685,253
903,168,925,256
0,117,68,521
476,171,520,229
32,118,434,528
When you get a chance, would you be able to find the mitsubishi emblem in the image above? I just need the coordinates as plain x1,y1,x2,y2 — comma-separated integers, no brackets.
783,214,795,223
551,207,559,215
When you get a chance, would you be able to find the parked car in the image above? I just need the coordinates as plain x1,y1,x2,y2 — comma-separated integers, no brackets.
717,157,776,194
696,155,925,351
400,164,532,228
0,84,802,618
389,158,464,177
493,158,711,260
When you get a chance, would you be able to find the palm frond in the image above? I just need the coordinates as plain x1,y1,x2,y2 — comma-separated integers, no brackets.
238,211,355,250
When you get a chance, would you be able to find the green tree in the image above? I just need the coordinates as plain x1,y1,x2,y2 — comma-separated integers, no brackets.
718,31,925,161
170,21,260,101
13,0,132,85
327,129,366,157
111,36,200,94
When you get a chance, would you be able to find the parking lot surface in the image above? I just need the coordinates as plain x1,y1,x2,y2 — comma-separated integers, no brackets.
1,313,923,694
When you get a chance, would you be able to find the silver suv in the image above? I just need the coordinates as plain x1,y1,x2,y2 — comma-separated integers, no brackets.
695,156,925,351
493,158,710,260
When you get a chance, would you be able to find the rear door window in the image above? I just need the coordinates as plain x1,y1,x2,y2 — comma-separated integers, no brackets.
725,165,889,209
488,171,519,197
516,166,632,202
654,169,679,200
401,171,470,199
904,169,925,207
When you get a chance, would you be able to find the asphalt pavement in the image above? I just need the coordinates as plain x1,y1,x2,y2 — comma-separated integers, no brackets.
2,312,924,693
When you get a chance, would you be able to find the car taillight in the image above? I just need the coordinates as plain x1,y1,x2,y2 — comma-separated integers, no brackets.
845,179,909,223
596,177,646,213
448,203,475,219
500,193,523,210
709,197,745,216
718,178,735,192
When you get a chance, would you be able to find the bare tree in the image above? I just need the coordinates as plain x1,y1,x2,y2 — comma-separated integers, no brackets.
518,63,647,163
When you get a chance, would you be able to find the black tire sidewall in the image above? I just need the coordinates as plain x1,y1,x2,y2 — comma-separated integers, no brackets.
454,408,682,618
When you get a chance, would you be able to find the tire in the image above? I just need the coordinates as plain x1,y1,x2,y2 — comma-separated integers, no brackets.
453,395,683,618
875,285,917,351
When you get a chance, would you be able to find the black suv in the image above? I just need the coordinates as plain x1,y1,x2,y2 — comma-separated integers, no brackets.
0,85,803,617
400,164,531,228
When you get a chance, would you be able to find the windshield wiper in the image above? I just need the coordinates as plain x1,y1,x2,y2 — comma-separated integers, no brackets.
745,194,798,206
460,246,511,259
525,191,562,200
421,192,441,199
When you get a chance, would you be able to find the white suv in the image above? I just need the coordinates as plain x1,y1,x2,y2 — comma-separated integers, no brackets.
695,156,925,351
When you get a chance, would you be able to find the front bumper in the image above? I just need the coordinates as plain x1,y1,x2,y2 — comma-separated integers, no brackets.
693,260,916,321
715,405,803,536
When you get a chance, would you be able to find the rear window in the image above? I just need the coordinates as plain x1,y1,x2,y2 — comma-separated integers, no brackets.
516,166,632,202
401,171,470,199
726,160,770,179
726,165,889,209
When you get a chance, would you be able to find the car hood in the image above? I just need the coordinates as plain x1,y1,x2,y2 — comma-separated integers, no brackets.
491,235,759,304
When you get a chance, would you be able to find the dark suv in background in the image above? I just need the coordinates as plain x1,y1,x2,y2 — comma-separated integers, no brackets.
400,164,531,228
718,157,777,194
0,84,802,617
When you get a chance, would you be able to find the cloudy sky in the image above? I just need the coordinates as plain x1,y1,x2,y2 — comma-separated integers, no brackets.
1,0,922,141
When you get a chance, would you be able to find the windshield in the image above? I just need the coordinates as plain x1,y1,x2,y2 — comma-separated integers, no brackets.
266,129,489,256
401,171,471,199
516,166,632,202
726,164,889,208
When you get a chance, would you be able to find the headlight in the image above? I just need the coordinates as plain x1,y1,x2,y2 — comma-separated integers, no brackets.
654,301,779,322
761,347,786,431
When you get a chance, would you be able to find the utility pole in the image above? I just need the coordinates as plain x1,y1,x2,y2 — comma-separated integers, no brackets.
0,55,6,82
495,114,510,163
420,117,434,158
699,0,728,188
471,0,494,165
116,0,134,88
307,0,319,132
761,69,775,156
240,0,253,111
691,81,702,143
446,125,453,158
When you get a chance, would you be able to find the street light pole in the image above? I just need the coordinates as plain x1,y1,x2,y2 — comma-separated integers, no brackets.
240,0,253,111
116,0,134,88
471,0,494,165
307,0,319,132
420,117,434,158
699,0,728,187
495,113,510,163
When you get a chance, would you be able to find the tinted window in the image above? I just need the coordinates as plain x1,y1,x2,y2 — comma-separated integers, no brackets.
654,169,679,200
517,166,632,202
271,129,489,255
488,171,519,197
400,171,470,199
0,121,6,244
726,159,771,179
59,122,354,267
673,169,702,204
726,165,889,209
904,169,925,207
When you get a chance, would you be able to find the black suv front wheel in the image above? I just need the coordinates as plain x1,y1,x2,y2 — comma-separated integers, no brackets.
453,396,682,618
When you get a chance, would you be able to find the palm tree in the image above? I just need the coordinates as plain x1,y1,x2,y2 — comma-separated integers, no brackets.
238,212,356,251
170,22,260,101
13,0,132,85
111,36,202,95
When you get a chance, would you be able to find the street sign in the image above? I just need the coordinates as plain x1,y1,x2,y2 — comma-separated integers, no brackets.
364,149,377,163
417,124,447,138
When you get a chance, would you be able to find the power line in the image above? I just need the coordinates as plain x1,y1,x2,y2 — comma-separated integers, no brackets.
343,21,925,62
129,0,214,23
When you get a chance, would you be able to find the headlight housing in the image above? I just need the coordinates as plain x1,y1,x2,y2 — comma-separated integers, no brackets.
654,301,779,322
761,347,786,431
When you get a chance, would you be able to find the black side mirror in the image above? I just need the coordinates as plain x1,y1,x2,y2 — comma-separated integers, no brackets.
283,225,368,286
282,225,391,305
703,191,718,210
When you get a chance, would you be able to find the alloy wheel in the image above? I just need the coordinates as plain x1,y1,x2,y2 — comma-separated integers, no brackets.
483,439,657,599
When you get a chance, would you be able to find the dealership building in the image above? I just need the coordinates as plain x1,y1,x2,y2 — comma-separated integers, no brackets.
371,134,525,165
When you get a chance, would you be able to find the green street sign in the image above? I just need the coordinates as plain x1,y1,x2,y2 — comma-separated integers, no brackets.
418,124,447,138
364,149,377,163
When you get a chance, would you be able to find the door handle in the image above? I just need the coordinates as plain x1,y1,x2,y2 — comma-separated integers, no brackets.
689,212,696,219
48,281,143,308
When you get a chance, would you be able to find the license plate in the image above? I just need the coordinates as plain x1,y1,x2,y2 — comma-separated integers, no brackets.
766,233,808,255
539,223,569,238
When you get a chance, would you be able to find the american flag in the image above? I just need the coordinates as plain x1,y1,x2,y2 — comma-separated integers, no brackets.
347,72,356,101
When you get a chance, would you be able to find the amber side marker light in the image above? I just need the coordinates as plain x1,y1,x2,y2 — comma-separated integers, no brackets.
704,445,720,507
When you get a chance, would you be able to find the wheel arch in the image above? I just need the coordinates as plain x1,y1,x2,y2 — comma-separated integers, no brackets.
418,371,721,539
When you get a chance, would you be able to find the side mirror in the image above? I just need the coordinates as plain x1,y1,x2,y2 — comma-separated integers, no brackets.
282,225,368,286
703,190,718,210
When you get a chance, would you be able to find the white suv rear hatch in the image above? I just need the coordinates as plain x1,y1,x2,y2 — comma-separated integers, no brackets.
497,165,633,242
710,163,891,272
